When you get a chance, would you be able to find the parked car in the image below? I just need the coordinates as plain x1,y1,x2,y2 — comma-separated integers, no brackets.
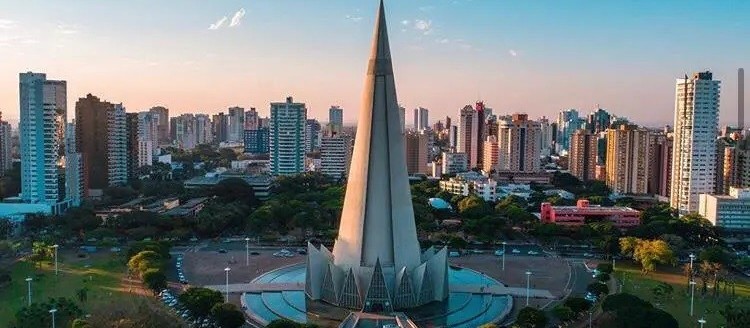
449,251,461,257
511,249,521,254
218,249,227,254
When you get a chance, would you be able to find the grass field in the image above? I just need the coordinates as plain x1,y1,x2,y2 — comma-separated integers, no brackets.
614,262,750,328
0,251,130,327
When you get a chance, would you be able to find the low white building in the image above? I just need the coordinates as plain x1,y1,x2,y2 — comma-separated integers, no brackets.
699,187,750,231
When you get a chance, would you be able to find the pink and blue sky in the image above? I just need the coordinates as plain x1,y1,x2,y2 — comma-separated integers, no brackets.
0,0,747,127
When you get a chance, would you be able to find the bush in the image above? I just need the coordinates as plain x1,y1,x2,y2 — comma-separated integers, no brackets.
564,297,591,314
552,305,575,322
596,262,613,274
178,287,224,318
210,303,245,328
587,282,609,296
596,273,611,282
515,307,548,328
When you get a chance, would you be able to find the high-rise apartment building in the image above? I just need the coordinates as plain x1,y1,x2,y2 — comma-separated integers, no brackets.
648,132,673,197
270,97,307,176
569,129,598,182
305,119,321,152
399,106,406,133
538,116,554,156
64,122,82,207
413,107,429,131
671,71,721,214
212,113,229,142
149,106,169,146
329,106,344,133
171,114,197,150
475,101,486,168
556,109,583,153
605,125,650,194
19,72,71,210
126,113,140,181
483,136,499,173
228,107,245,142
587,107,612,134
497,114,541,173
405,130,429,175
244,128,270,154
137,112,159,157
75,94,127,193
320,134,352,180
195,114,213,145
0,113,12,174
245,108,259,130
457,105,480,169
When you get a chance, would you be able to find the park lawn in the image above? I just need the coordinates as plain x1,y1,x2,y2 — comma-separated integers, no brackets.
0,252,130,327
613,262,750,328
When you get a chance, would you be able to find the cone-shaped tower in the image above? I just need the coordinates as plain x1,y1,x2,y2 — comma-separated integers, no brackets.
306,0,448,311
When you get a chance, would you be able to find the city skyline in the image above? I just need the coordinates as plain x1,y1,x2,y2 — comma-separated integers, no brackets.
0,1,748,127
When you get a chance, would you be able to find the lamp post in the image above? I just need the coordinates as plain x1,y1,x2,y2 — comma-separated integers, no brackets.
588,310,592,328
25,277,32,306
697,317,706,328
612,256,615,271
224,267,231,302
49,308,57,328
689,253,696,278
689,280,696,317
501,242,507,271
525,271,532,306
244,237,250,267
52,244,59,276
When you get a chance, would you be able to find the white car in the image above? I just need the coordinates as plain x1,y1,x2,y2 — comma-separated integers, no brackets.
528,250,539,255
494,250,504,256
511,249,521,254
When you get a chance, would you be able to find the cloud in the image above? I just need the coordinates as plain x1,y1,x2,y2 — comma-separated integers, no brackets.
345,15,363,22
413,19,433,35
56,23,79,35
209,16,228,30
509,49,518,57
401,20,410,25
229,8,246,27
0,19,16,29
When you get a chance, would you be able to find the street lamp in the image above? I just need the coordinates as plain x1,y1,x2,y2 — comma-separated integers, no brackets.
49,308,57,328
525,271,532,306
25,277,32,306
501,242,507,271
244,237,250,267
52,244,59,276
689,253,696,278
698,317,706,328
224,267,231,302
689,280,696,317
612,256,616,271
588,310,592,328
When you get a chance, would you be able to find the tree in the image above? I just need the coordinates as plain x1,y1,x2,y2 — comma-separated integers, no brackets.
0,217,12,237
14,297,82,328
651,282,673,304
564,297,591,314
127,250,164,277
213,177,258,207
587,282,609,296
178,287,224,318
0,240,16,258
30,241,52,269
596,263,613,274
699,245,730,265
514,307,548,328
267,319,304,328
596,273,611,282
601,293,678,328
143,269,167,294
457,195,491,220
552,305,575,322
76,287,89,303
721,298,750,328
210,303,246,328
619,237,675,273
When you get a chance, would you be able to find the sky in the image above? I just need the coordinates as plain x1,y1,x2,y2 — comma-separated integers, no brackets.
0,0,748,128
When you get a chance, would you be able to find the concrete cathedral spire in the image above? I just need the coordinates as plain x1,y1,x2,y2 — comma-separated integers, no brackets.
306,0,448,312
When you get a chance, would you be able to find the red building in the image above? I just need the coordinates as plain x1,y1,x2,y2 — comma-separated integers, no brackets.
540,199,640,228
